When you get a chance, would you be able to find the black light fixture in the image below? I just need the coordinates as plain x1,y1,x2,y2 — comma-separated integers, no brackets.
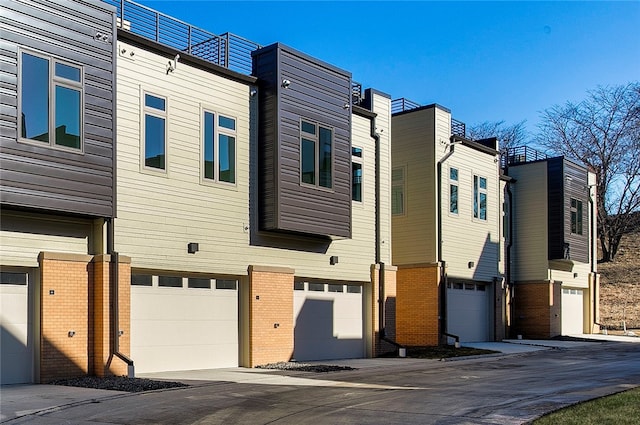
187,242,199,254
330,256,339,265
468,261,475,269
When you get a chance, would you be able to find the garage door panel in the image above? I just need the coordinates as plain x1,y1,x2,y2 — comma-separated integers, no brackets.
447,283,489,342
293,284,364,361
562,289,584,335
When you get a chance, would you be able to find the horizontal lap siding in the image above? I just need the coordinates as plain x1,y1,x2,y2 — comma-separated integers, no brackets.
563,160,589,263
0,0,115,217
253,44,352,238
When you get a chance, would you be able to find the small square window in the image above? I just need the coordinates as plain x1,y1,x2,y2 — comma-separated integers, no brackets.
55,62,81,81
308,282,324,292
294,281,305,290
145,94,165,111
347,285,362,294
352,147,363,157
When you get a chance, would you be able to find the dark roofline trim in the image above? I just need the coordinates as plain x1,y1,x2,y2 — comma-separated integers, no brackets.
352,105,377,119
117,29,257,85
365,88,391,100
451,135,499,156
252,42,352,79
392,102,451,117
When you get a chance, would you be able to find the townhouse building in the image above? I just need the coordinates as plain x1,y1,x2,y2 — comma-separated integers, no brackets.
504,147,599,338
1,0,396,383
390,100,507,346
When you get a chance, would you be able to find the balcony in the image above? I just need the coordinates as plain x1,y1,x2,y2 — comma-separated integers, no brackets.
391,98,466,137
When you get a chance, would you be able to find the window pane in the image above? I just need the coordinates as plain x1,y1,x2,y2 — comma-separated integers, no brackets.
219,115,235,130
392,185,404,215
352,147,362,157
474,176,479,218
145,94,165,111
450,167,458,181
219,134,235,183
145,114,165,169
347,285,361,294
215,279,237,290
308,282,324,291
21,53,49,142
352,162,362,201
450,184,458,213
188,278,211,289
294,281,305,290
301,121,316,134
55,62,80,81
577,201,583,235
203,111,215,179
319,127,332,188
480,177,487,189
392,168,404,182
158,276,182,287
0,272,28,285
55,85,81,149
328,284,343,293
301,138,315,184
480,192,487,220
131,275,152,286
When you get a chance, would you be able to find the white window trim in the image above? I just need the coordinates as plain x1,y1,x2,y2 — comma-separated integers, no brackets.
473,174,488,222
352,146,364,204
18,48,85,154
140,88,168,175
200,105,238,187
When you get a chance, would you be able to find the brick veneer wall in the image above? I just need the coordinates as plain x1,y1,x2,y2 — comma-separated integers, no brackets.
38,252,131,382
514,281,562,339
396,263,441,346
248,265,294,366
370,264,398,356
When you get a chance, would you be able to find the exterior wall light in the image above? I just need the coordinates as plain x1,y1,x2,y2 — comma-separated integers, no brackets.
468,261,475,268
330,256,339,265
281,79,291,88
187,242,199,254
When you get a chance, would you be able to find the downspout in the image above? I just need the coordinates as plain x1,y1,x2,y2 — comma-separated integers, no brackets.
437,138,459,344
506,178,515,338
107,218,135,377
587,186,600,332
371,113,402,350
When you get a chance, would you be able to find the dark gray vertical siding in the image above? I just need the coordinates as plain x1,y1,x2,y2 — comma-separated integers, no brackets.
253,43,352,238
0,0,116,218
563,160,588,263
547,157,564,260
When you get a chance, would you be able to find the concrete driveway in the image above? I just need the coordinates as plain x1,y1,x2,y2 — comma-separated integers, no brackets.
2,338,639,424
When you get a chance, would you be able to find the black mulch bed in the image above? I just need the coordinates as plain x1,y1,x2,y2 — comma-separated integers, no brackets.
49,376,188,392
255,362,356,372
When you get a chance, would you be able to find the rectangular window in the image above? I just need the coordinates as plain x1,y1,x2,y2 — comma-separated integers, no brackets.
308,282,325,292
449,167,459,214
0,272,28,285
352,147,363,202
328,284,344,293
215,279,237,290
131,274,152,286
571,198,583,235
294,281,305,290
392,167,405,215
158,276,182,287
203,111,236,184
346,285,362,294
20,51,83,150
188,278,211,289
300,120,332,188
473,175,487,220
144,93,167,170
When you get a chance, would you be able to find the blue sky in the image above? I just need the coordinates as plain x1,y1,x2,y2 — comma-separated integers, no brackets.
137,1,640,138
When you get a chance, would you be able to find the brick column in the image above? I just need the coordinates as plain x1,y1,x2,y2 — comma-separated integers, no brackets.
247,265,294,367
39,252,92,383
514,281,562,339
92,254,131,377
396,263,442,346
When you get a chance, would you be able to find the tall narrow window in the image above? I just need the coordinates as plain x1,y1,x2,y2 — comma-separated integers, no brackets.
392,167,405,215
473,175,487,220
571,198,583,234
143,93,167,170
352,147,363,202
449,167,459,214
20,51,83,150
203,110,236,184
300,120,333,188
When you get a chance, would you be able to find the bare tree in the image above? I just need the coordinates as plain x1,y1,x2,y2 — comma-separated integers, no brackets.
468,120,528,151
536,82,640,262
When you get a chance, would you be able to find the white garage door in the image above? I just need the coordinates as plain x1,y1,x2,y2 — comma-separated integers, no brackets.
447,282,489,342
293,282,364,361
131,275,238,374
0,270,33,384
562,288,584,335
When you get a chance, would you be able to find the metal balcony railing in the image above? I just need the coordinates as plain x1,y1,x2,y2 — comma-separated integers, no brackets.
391,98,422,114
451,118,465,138
503,146,548,167
104,0,260,75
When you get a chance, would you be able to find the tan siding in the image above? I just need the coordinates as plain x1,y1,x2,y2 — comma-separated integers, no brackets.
391,108,437,265
441,144,501,281
509,162,549,281
115,41,378,282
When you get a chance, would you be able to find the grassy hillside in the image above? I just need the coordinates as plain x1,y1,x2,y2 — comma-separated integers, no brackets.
599,225,640,330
